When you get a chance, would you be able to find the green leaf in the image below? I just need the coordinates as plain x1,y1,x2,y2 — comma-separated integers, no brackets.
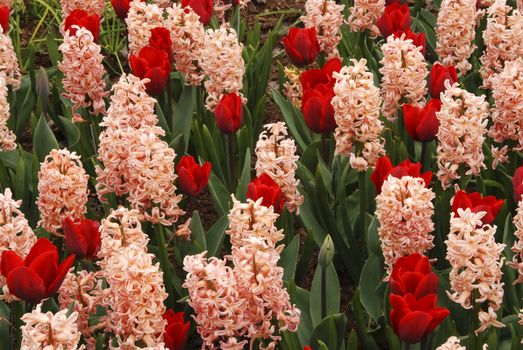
46,32,61,67
207,172,231,217
206,214,229,257
14,78,37,138
272,90,312,150
235,148,251,201
57,116,80,147
310,313,347,350
33,115,59,162
172,85,194,153
359,253,385,321
13,150,26,202
189,211,207,253
279,235,300,282
385,326,401,350
347,329,358,350
310,263,340,327
366,215,381,256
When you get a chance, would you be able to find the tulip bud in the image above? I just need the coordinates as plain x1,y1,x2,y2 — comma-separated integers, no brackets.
402,98,442,143
452,191,504,225
282,27,321,67
429,63,458,99
247,174,284,213
63,217,101,260
513,166,523,202
163,309,190,350
35,66,49,114
130,46,172,95
318,235,334,267
176,155,212,196
63,9,101,41
376,2,411,38
214,93,243,134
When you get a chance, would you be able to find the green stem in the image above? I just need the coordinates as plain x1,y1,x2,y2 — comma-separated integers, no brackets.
10,301,24,349
321,265,327,320
468,295,480,349
156,224,175,309
358,171,367,217
402,341,410,350
226,134,235,192
420,141,429,172
166,79,173,133
321,133,330,164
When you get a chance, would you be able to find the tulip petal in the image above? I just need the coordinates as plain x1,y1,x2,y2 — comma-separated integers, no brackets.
0,251,24,277
64,218,89,258
47,254,76,297
25,238,57,266
28,251,58,289
414,273,439,299
7,266,46,304
398,311,432,344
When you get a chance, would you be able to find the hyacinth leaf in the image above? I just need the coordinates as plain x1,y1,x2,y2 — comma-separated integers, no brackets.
359,253,385,321
207,172,231,217
287,281,313,345
366,215,381,256
189,211,206,253
301,140,321,172
280,330,302,350
171,85,194,153
272,90,312,151
280,235,299,282
57,116,80,148
13,149,26,204
206,214,229,258
46,32,60,67
13,77,37,138
33,115,59,163
310,261,340,327
347,329,358,350
235,148,251,201
309,313,347,350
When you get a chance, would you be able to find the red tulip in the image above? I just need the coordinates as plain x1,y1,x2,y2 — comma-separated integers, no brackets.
282,27,321,67
304,347,312,350
63,218,101,260
452,191,504,225
402,98,442,143
376,2,411,38
300,57,341,91
111,0,145,20
63,9,101,41
1,238,75,304
214,93,243,134
130,46,172,95
429,63,458,99
182,0,213,25
389,254,438,299
163,309,190,350
247,174,284,213
390,293,449,344
176,155,212,196
149,27,174,64
513,166,523,202
371,156,432,194
302,85,336,134
0,6,9,33
395,29,426,55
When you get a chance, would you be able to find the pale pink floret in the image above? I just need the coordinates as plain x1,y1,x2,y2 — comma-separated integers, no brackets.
200,26,245,111
509,199,523,284
255,122,304,214
302,0,345,58
436,0,478,76
165,5,205,86
21,303,83,350
0,31,21,89
376,175,435,276
0,0,12,7
60,0,106,17
0,74,16,151
0,188,36,302
37,148,89,235
347,0,385,38
446,208,505,334
126,0,164,55
488,58,523,163
435,82,489,188
332,58,385,170
480,0,523,89
58,27,108,120
379,34,428,120
436,337,466,350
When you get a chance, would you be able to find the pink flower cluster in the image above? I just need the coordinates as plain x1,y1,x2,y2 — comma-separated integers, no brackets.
302,0,344,58
0,75,15,151
60,0,105,17
510,198,523,284
348,0,385,38
0,28,21,88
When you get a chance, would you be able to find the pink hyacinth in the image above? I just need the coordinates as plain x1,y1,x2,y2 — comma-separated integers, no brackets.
0,74,15,152
60,0,106,17
302,0,344,58
125,0,164,55
58,27,108,120
348,0,385,38
509,198,523,284
0,30,21,88
37,149,89,235
436,337,466,350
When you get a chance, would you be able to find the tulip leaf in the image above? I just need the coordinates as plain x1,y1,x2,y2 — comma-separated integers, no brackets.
207,172,231,217
347,329,359,350
171,85,194,153
272,90,312,150
287,281,313,345
13,77,37,138
359,253,385,321
235,148,251,201
206,214,229,258
310,262,340,327
385,326,401,350
189,211,207,253
366,215,381,256
57,116,80,148
13,149,26,203
33,115,59,163
279,235,299,282
310,313,347,350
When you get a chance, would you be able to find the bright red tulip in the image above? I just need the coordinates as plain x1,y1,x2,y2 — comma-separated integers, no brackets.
304,347,312,350
376,2,411,38
395,29,426,55
182,0,213,25
389,254,439,299
111,0,145,20
63,218,101,260
63,9,101,41
513,166,523,202
371,156,432,194
1,238,75,304
0,6,9,33
247,174,284,213
390,293,449,344
300,57,341,91
402,98,442,142
149,27,174,64
130,46,171,95
429,63,458,99
214,93,243,134
163,309,190,350
302,86,336,134
282,27,321,67
452,191,504,225
176,155,212,196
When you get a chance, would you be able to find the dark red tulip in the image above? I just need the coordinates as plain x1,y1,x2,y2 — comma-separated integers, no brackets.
390,254,439,299
390,293,449,344
63,218,101,260
1,238,75,304
130,46,171,95
429,63,458,99
304,347,312,350
302,86,336,134
176,155,212,196
247,174,284,213
452,191,504,225
376,2,411,38
0,6,9,33
395,29,426,55
513,166,523,202
403,98,442,143
371,156,432,194
163,309,190,350
63,9,101,41
300,57,341,91
182,0,213,25
111,0,145,20
282,27,321,67
214,92,243,134
149,27,174,64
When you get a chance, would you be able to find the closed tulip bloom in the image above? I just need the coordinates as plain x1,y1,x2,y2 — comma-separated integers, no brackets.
182,0,213,24
1,238,75,304
429,63,458,99
300,57,341,91
376,2,411,38
282,27,321,67
130,46,171,95
397,29,426,55
149,27,174,64
63,9,100,41
163,309,190,350
247,174,284,213
0,5,8,33
63,217,101,260
390,293,449,344
214,92,243,134
403,98,442,142
176,155,212,196
371,156,432,194
112,0,145,20
452,190,504,225
389,253,439,299
302,86,336,134
513,166,523,201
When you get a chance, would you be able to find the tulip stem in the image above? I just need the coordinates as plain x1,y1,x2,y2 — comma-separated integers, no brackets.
321,133,330,164
420,141,429,172
359,171,367,216
166,79,173,132
10,301,24,349
156,224,175,309
226,135,235,191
